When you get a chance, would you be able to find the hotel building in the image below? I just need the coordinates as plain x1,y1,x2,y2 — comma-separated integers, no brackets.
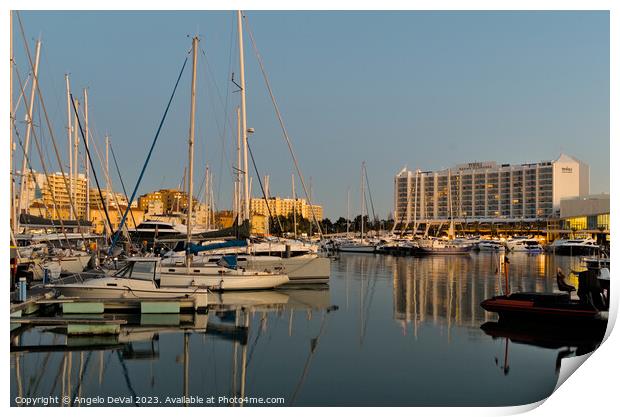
394,154,589,224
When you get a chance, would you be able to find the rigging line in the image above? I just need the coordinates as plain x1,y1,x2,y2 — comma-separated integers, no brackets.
16,13,85,234
70,93,115,240
70,351,93,402
291,312,330,404
198,47,236,190
247,139,284,236
12,121,49,220
115,351,140,406
364,164,378,225
243,14,323,238
88,133,131,240
109,55,189,253
109,141,139,233
13,65,72,245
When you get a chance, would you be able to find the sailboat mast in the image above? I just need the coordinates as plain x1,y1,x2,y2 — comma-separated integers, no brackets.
360,162,365,242
205,166,209,229
237,10,250,223
105,135,110,237
72,97,79,218
65,74,73,219
292,173,297,239
17,39,41,220
235,106,241,224
10,11,16,230
346,187,350,238
186,36,199,267
83,88,90,222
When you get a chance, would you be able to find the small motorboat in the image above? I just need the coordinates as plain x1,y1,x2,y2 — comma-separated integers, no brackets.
480,267,609,327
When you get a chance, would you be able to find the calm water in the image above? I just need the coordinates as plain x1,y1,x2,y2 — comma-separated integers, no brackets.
10,253,603,406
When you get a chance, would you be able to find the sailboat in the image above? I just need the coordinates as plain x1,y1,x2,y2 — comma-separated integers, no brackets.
338,162,377,253
151,35,289,291
416,169,472,255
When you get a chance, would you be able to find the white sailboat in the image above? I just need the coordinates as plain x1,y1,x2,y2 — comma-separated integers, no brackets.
339,162,377,253
155,35,290,291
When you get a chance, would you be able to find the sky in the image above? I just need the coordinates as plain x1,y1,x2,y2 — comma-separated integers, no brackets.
11,11,610,219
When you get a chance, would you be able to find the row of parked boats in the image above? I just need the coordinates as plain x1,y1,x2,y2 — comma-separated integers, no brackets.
324,236,603,256
11,222,332,310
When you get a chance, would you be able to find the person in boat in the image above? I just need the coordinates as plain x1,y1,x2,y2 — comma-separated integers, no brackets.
577,268,606,310
556,268,576,295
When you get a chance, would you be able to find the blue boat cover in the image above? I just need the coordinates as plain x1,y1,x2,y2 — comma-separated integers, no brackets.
188,239,247,255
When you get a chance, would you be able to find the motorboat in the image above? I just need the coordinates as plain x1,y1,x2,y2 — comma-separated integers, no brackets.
505,238,543,253
548,238,600,256
416,238,473,255
49,258,210,309
480,265,609,327
476,240,505,252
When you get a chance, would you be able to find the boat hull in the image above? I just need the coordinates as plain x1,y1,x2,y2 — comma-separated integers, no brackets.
51,284,209,309
480,293,606,326
243,255,331,284
159,271,289,291
552,246,601,256
338,245,376,253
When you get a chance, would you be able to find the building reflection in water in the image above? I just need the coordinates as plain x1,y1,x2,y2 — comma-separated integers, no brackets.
387,253,581,336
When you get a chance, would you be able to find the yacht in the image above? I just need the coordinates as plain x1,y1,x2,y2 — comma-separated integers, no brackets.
416,238,473,255
477,240,505,252
505,238,544,253
548,238,600,256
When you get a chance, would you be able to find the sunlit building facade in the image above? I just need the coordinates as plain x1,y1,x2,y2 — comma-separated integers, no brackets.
394,154,589,223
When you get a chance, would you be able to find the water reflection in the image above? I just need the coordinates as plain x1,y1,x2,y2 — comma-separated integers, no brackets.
11,288,335,407
10,253,605,406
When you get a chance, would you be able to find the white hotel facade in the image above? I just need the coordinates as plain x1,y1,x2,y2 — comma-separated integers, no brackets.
394,154,589,224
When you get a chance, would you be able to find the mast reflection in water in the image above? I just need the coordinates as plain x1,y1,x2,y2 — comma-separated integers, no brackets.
11,253,604,406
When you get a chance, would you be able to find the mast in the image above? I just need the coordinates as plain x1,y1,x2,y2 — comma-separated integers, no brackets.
413,170,419,234
105,135,110,237
346,187,350,238
72,97,79,218
235,106,241,225
237,10,250,223
447,169,454,239
10,11,16,230
83,88,90,221
186,36,199,269
292,173,297,239
17,38,41,220
204,166,209,229
65,74,73,219
360,162,365,243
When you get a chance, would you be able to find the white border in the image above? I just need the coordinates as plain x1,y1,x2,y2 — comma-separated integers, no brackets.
2,1,616,416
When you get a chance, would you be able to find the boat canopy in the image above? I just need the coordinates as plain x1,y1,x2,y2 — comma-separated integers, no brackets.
188,239,248,255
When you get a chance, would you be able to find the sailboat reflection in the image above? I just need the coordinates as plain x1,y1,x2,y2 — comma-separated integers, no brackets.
10,287,337,406
480,320,605,376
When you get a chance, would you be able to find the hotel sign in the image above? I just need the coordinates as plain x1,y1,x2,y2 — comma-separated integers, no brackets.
561,167,573,173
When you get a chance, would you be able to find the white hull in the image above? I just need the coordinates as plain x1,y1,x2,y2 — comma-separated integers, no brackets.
51,277,209,309
338,245,376,253
243,255,330,284
163,254,330,283
158,270,289,291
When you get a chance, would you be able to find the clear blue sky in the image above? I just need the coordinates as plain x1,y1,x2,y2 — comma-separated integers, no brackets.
12,11,609,219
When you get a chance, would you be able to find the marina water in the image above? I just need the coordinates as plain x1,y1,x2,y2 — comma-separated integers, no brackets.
11,252,600,406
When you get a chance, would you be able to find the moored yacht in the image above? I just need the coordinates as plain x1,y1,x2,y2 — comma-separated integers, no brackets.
505,238,543,253
548,238,600,256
